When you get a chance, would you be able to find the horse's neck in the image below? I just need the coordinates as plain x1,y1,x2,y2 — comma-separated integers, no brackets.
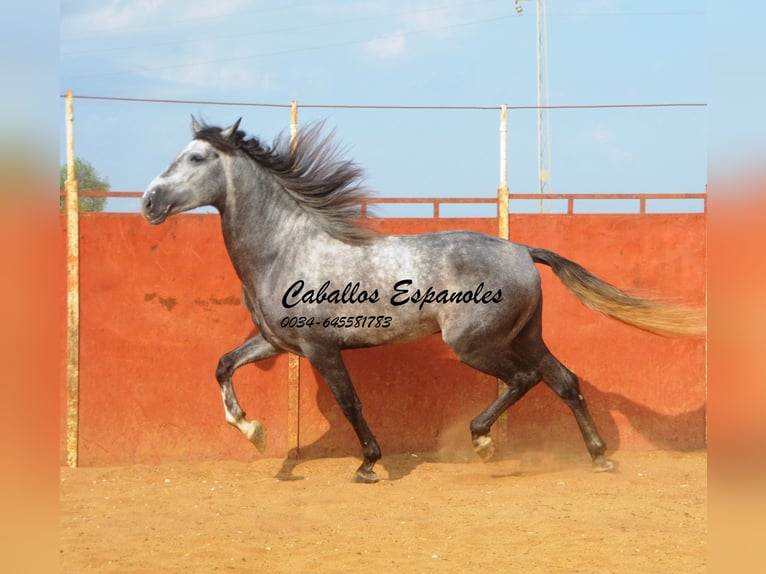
220,159,317,274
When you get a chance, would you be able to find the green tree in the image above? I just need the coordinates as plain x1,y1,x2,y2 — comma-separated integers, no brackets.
59,157,108,212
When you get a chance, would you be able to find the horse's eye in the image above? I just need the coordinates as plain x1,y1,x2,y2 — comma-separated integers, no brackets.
189,153,205,164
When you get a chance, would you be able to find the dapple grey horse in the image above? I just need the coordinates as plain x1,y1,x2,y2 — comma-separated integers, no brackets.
142,118,703,482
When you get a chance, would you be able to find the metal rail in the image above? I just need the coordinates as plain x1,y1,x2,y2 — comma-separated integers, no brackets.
70,191,707,216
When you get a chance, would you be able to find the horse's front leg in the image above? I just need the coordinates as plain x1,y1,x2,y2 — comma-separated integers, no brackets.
215,333,283,452
307,348,382,483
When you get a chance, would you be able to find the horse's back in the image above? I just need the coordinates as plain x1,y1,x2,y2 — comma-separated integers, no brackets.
376,230,544,354
386,230,539,289
384,229,542,314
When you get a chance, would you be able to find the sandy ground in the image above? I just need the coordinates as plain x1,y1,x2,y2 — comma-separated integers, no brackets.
60,450,706,573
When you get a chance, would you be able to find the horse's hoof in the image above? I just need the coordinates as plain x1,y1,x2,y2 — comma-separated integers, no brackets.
473,435,496,462
592,456,615,473
354,466,379,484
243,420,267,453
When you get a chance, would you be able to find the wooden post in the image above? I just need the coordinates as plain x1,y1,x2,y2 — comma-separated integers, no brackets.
497,103,510,241
64,91,80,467
290,100,299,151
495,104,510,449
287,100,301,457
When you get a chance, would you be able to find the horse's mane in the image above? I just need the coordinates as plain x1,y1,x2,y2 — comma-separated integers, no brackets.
194,121,379,245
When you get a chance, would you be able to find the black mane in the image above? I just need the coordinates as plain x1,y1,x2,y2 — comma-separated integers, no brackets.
194,121,378,245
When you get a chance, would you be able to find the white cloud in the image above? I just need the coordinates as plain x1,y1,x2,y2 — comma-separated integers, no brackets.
363,33,407,59
319,1,496,61
132,40,270,91
146,62,268,91
61,0,268,91
590,126,612,143
397,0,467,32
62,0,248,35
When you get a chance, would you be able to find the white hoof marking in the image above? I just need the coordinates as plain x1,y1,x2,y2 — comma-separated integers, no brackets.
473,435,495,461
241,420,267,453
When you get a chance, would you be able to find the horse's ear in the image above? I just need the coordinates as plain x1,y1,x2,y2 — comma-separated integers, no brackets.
190,115,203,135
221,118,242,140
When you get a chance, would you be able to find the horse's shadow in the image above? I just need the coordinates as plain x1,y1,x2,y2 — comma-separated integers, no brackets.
274,369,707,482
584,378,707,452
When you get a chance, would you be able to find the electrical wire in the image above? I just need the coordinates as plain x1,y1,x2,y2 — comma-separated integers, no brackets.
59,94,706,111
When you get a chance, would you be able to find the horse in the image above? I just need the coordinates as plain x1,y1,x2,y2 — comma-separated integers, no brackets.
142,118,704,483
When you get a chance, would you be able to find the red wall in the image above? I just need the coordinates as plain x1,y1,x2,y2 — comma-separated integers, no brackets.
59,212,706,466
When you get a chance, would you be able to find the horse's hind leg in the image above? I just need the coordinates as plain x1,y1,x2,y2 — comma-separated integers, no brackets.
443,321,542,462
215,333,283,452
305,348,382,483
448,320,611,470
470,369,540,461
539,352,613,472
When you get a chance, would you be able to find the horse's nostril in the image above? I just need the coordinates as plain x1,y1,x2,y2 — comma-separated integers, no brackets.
143,195,153,212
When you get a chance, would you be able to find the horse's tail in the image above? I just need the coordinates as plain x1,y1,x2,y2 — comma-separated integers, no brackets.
528,247,705,337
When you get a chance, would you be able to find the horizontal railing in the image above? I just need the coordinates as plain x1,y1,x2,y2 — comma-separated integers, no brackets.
65,191,707,216
360,193,707,216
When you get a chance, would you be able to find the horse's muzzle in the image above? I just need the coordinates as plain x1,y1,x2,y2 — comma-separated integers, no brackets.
142,187,170,225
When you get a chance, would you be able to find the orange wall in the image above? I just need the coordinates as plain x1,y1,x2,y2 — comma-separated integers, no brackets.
59,212,706,466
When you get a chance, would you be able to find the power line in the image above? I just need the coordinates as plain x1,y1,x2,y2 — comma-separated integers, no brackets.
60,94,706,111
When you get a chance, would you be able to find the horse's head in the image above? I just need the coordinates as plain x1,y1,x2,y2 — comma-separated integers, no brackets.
142,117,241,224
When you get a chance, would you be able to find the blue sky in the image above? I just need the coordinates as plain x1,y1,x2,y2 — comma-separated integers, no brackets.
57,1,711,214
